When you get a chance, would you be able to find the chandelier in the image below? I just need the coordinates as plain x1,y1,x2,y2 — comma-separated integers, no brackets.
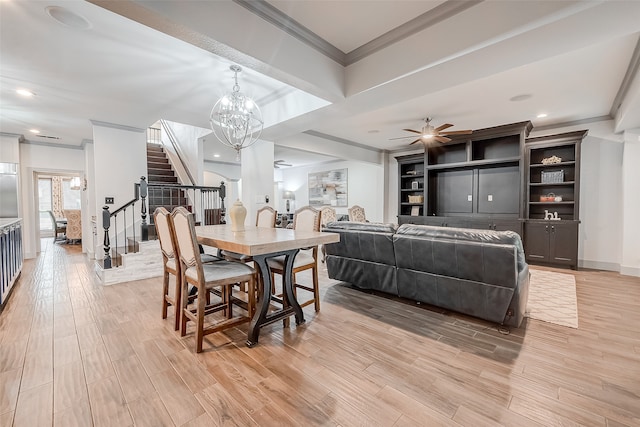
210,65,263,161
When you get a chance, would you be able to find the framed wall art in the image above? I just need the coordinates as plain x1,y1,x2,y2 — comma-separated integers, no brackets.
308,168,347,207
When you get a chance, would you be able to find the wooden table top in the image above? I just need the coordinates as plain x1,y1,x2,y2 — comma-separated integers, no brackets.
195,224,340,256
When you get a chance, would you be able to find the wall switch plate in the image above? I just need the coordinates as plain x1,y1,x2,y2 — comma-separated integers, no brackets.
488,195,493,201
467,195,472,201
105,197,114,204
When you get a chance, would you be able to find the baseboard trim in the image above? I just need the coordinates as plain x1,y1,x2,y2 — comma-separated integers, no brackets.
620,265,640,277
578,260,620,272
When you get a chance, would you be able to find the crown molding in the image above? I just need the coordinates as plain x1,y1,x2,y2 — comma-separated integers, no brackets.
346,0,482,65
19,139,84,150
532,115,612,132
89,119,145,133
610,35,640,117
233,0,346,65
303,130,382,153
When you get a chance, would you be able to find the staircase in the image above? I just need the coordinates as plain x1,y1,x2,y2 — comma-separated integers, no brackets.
146,143,192,235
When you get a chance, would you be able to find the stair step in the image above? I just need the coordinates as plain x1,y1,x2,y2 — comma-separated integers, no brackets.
147,153,168,161
147,161,171,169
147,169,175,177
146,145,164,153
148,175,178,183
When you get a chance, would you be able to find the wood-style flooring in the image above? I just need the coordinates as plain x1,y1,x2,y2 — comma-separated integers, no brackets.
1,239,639,426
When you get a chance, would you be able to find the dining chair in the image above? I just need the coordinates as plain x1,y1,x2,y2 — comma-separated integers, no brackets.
348,205,367,222
63,209,82,244
154,207,222,331
268,205,321,312
319,206,337,263
170,207,257,353
47,210,67,243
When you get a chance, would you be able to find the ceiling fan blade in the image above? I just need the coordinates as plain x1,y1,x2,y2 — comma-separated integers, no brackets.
440,130,473,135
434,123,453,132
408,139,422,145
434,136,451,143
402,128,422,134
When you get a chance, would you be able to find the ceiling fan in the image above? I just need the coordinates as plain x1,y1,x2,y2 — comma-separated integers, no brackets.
274,159,292,168
390,117,473,145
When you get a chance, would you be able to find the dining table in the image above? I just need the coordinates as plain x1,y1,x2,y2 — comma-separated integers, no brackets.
195,223,340,347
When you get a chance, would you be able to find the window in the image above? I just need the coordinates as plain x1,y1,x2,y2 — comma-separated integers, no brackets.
62,178,81,209
38,178,53,231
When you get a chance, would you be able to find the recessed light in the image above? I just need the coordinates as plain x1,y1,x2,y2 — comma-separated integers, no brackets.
213,154,221,158
537,113,548,118
16,88,35,97
510,94,532,102
29,129,40,134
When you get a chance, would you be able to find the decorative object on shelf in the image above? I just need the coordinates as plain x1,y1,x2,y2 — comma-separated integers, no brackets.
544,210,561,220
229,199,247,232
411,206,420,216
283,191,295,213
406,170,418,175
541,155,562,165
541,170,564,183
540,193,562,202
411,180,420,189
408,195,424,203
308,168,347,207
209,65,263,162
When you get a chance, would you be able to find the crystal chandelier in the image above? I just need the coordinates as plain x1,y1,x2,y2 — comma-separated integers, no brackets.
210,65,263,161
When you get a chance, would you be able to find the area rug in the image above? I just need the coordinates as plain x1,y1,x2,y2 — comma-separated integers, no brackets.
526,269,578,328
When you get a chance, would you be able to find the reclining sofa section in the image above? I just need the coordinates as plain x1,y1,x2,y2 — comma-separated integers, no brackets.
324,222,529,327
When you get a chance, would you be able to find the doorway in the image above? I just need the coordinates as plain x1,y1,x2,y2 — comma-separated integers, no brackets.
36,172,82,239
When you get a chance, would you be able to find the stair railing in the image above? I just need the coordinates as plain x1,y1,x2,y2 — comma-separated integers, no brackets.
100,177,225,269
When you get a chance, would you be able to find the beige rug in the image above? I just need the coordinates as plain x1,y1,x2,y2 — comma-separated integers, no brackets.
526,269,578,328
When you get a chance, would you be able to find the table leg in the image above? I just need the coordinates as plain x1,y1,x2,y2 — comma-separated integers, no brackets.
246,249,305,347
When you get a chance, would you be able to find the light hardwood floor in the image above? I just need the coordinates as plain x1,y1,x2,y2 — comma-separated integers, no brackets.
1,239,639,426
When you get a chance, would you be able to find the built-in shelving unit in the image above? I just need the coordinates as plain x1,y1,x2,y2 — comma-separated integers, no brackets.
523,130,586,269
396,121,532,237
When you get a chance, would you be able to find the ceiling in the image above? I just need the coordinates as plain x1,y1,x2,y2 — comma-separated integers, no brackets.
1,0,639,168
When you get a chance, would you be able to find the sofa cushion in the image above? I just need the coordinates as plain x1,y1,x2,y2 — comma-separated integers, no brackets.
396,224,526,272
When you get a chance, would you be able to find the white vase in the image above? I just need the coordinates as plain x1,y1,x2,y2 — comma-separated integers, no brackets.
229,199,247,232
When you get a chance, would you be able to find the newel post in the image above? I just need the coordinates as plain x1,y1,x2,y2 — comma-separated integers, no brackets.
140,176,148,241
102,206,112,269
219,181,226,223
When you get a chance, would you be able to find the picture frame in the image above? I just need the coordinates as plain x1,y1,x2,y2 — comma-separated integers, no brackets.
411,206,420,216
411,180,419,190
308,168,348,207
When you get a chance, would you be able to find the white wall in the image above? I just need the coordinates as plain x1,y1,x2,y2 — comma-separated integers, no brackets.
83,142,96,258
18,142,85,258
620,129,640,276
278,159,385,222
0,134,20,163
578,135,623,271
92,124,146,256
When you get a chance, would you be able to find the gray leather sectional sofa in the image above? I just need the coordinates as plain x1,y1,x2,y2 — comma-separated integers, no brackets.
323,222,530,327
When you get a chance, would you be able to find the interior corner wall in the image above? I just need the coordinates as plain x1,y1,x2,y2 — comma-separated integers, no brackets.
620,129,640,276
578,135,624,271
278,160,384,222
92,125,146,246
18,142,85,258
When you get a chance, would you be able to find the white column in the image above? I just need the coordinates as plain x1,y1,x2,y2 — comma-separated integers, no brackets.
620,129,640,276
240,139,275,226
